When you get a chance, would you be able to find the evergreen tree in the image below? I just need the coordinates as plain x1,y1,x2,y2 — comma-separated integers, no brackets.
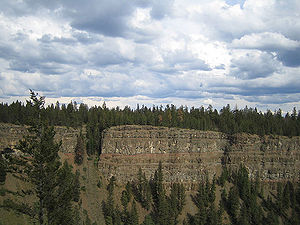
227,186,240,223
0,155,6,183
4,91,82,224
48,161,81,225
74,131,85,165
128,200,139,225
132,168,152,210
151,162,169,225
141,215,155,225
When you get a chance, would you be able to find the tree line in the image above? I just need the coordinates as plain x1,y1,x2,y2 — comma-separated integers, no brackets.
1,97,300,155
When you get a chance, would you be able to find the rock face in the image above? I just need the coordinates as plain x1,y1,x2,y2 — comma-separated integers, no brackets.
229,133,300,181
1,123,299,188
99,125,300,187
0,123,80,154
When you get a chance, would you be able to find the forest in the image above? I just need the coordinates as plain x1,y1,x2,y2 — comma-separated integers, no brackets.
1,96,300,155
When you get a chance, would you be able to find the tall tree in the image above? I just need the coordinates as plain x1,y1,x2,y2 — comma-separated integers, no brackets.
5,91,81,225
74,131,85,165
0,154,6,184
151,162,169,225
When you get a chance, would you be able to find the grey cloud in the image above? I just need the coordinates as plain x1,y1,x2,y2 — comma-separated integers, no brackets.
163,50,211,72
206,73,300,99
245,94,300,104
150,0,173,20
91,51,127,67
0,0,174,39
0,44,17,60
230,51,279,79
72,32,102,44
2,39,85,75
231,32,300,67
150,66,177,74
277,47,300,67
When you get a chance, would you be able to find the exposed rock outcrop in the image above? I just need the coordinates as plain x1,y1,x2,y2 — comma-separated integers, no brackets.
1,123,299,189
0,123,81,154
99,125,300,187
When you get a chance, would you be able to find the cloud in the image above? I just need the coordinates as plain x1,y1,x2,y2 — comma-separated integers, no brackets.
230,50,280,79
150,0,174,20
232,32,300,51
232,32,300,67
0,0,300,111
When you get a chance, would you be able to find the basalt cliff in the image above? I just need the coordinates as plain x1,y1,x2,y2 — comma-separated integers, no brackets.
1,123,300,187
99,125,300,187
0,123,80,154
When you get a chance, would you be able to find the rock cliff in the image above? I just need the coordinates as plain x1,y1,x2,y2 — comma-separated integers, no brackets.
99,125,300,187
0,123,81,154
1,123,299,188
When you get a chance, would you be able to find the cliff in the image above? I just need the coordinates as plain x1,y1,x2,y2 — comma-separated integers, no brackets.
1,123,299,188
0,123,81,154
99,125,300,187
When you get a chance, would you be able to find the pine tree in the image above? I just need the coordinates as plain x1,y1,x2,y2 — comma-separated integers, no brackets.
228,186,240,223
4,91,82,224
0,155,6,183
151,162,169,225
48,161,81,225
74,131,85,165
129,200,139,225
141,215,155,225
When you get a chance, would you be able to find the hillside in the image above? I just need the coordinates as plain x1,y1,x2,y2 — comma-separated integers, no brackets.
1,123,300,224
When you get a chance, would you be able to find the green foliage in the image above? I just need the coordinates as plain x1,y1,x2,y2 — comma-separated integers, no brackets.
151,162,169,225
141,215,155,225
101,162,300,225
0,155,7,184
74,132,85,165
131,168,152,210
3,91,83,225
104,163,185,225
218,166,229,186
148,162,186,225
188,174,220,225
121,190,130,210
128,200,139,225
47,162,81,225
97,179,102,189
168,183,185,225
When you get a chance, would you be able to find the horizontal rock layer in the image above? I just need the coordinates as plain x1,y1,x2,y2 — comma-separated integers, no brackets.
0,123,80,154
1,123,299,187
99,125,300,186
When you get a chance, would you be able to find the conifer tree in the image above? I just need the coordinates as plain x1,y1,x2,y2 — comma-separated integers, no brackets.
151,162,169,225
74,131,85,165
141,215,155,225
3,91,82,225
0,155,6,183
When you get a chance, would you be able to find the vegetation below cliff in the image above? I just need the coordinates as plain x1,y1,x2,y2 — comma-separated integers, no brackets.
100,162,300,225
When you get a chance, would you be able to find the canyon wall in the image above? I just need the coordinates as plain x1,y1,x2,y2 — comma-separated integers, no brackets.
1,123,299,188
0,123,80,154
99,125,300,187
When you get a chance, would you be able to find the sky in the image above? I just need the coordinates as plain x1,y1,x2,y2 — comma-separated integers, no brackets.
0,0,300,112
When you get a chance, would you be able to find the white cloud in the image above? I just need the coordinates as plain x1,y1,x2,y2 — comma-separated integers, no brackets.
232,32,300,50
